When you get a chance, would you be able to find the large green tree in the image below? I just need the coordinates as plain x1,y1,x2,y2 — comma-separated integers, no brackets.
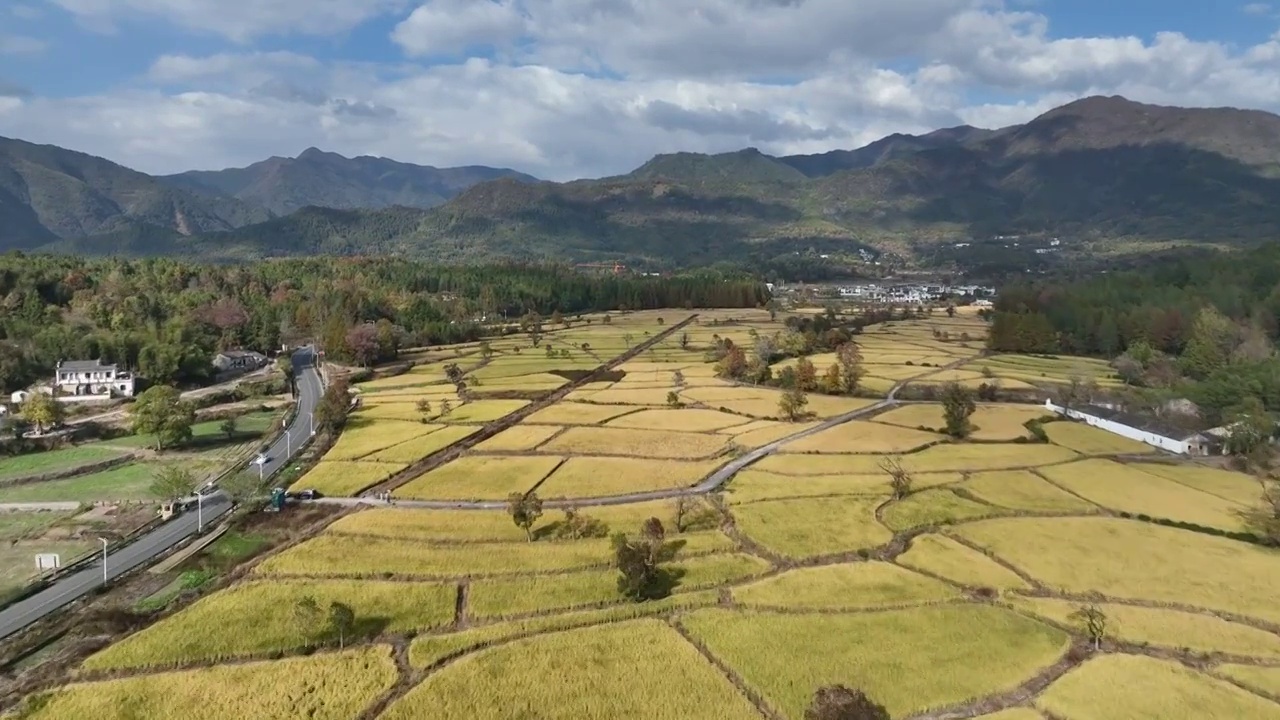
129,385,196,451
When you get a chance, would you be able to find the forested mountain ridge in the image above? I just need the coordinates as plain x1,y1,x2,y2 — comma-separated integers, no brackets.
5,95,1280,268
162,148,538,216
0,136,272,250
181,96,1280,266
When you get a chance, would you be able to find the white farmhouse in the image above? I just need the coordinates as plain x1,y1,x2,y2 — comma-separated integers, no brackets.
1043,400,1219,456
53,360,135,399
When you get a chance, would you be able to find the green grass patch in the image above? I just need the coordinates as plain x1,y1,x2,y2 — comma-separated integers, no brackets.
106,411,276,450
0,446,128,482
0,463,160,503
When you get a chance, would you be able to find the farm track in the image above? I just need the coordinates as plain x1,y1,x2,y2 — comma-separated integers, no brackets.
358,314,703,498
318,354,979,512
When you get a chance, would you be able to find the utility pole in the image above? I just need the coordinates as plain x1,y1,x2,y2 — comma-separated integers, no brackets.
196,493,203,534
98,537,108,584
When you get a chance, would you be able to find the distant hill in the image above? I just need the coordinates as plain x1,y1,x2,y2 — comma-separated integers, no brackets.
778,125,998,177
10,96,1280,269
162,148,539,216
0,136,271,250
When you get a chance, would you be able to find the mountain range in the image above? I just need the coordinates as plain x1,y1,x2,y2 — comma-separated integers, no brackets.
5,95,1280,270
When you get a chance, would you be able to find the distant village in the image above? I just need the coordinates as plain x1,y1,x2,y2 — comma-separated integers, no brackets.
770,281,997,306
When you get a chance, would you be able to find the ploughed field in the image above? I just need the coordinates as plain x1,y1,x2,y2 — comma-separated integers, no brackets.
18,309,1280,720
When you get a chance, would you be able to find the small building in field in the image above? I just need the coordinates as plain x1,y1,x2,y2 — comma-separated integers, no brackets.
53,360,135,399
213,350,269,373
1043,399,1221,456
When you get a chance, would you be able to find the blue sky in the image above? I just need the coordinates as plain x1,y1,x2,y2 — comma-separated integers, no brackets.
1,1,1279,179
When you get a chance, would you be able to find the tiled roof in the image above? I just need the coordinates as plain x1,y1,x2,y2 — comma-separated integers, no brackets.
1072,403,1208,441
58,359,115,372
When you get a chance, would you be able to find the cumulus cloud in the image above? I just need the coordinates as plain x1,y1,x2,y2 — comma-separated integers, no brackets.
46,0,411,41
8,0,1280,181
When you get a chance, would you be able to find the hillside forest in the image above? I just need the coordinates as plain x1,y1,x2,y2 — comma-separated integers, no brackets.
0,254,767,394
987,244,1280,427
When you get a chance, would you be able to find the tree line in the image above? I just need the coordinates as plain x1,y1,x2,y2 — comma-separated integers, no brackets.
985,244,1280,428
0,253,767,393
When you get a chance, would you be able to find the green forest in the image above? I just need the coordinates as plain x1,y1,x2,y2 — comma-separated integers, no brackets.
0,253,768,394
987,244,1280,425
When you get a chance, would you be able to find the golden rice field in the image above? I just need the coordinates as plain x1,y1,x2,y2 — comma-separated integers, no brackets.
1041,420,1156,455
54,309,1280,720
81,580,456,670
1038,459,1251,531
873,403,1052,441
896,534,1032,591
1036,654,1280,720
23,647,398,720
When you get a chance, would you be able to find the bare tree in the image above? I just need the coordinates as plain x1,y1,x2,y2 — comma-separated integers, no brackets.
415,399,433,422
879,456,913,499
1070,603,1109,651
673,496,693,532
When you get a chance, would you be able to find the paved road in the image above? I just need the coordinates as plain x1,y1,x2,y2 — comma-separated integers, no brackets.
0,348,323,642
317,378,913,512
254,347,324,482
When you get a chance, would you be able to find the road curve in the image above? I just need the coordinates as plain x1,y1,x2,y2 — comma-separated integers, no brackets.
316,376,916,512
0,348,323,642
313,354,955,513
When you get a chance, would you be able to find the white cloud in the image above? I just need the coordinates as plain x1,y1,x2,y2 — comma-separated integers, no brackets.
46,0,410,41
9,1,1280,181
392,0,528,56
0,34,47,55
1243,2,1272,16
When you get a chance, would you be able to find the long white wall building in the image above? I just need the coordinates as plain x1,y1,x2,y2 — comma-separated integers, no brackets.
1043,400,1217,456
